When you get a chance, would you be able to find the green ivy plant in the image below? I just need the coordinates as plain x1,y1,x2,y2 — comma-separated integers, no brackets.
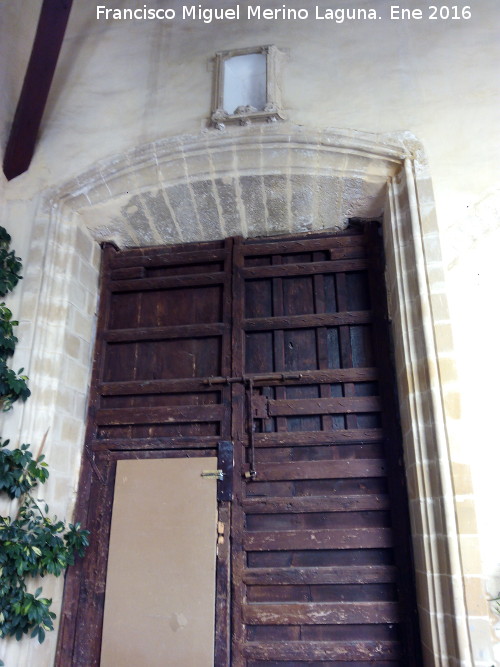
0,233,30,412
0,359,30,412
0,227,89,653
0,440,89,643
0,229,22,298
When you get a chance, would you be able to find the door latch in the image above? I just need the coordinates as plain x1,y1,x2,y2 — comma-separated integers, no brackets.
201,469,224,480
201,441,234,502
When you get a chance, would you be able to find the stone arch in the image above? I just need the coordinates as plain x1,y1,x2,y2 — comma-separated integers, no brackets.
16,125,471,665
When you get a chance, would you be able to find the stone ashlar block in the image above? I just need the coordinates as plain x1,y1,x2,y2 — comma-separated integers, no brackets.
75,225,95,262
121,194,160,246
240,175,266,235
315,176,345,230
61,357,89,392
143,190,179,243
451,462,475,497
264,175,290,235
64,332,81,360
71,309,94,342
455,497,479,535
79,260,98,294
184,151,212,181
214,178,242,238
191,180,223,237
289,174,315,231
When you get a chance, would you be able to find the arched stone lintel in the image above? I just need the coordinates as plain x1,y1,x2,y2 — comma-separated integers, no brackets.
50,125,420,249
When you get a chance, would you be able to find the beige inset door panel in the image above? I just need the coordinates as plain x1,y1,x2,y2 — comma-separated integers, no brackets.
100,457,218,667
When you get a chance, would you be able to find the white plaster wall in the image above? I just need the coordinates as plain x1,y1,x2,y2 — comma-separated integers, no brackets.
1,0,499,664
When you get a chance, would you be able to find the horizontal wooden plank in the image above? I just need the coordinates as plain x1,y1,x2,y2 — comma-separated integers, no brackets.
251,367,379,386
242,258,368,280
241,640,401,660
89,436,221,451
99,369,380,397
104,322,226,343
267,396,381,417
110,266,146,280
242,494,390,514
253,429,384,447
244,528,393,551
243,601,400,625
244,311,372,331
242,565,397,586
252,432,383,448
109,247,227,269
193,367,379,388
95,404,224,426
250,459,386,482
99,378,225,396
110,271,225,293
98,376,378,396
243,234,365,257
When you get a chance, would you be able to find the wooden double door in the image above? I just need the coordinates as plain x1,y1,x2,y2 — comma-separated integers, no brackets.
58,226,421,666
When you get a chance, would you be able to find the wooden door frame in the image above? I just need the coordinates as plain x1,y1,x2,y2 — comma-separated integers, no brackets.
59,227,422,664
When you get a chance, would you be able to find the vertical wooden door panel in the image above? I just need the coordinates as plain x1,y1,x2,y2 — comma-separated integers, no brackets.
232,228,421,666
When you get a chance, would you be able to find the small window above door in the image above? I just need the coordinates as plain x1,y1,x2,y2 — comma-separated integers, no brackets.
211,45,285,129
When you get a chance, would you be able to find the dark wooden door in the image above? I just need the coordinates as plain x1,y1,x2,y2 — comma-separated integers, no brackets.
57,227,421,666
229,229,421,665
57,239,235,666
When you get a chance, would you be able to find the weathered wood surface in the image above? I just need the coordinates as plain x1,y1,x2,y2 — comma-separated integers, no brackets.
242,601,400,624
95,404,224,425
241,640,402,660
108,246,227,268
241,233,365,256
236,230,419,665
241,258,368,279
109,266,146,280
99,377,221,395
246,459,386,481
89,436,221,451
104,322,226,342
253,428,384,446
244,528,394,551
242,494,390,514
110,270,225,292
242,564,397,585
266,396,381,416
244,310,372,331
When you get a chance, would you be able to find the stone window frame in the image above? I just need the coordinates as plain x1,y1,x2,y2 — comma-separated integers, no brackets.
211,45,285,129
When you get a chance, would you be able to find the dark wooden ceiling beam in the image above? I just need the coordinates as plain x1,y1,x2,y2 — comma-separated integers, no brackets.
3,0,73,181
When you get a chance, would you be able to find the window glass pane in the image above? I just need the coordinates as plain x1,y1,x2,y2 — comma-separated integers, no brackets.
223,53,266,113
